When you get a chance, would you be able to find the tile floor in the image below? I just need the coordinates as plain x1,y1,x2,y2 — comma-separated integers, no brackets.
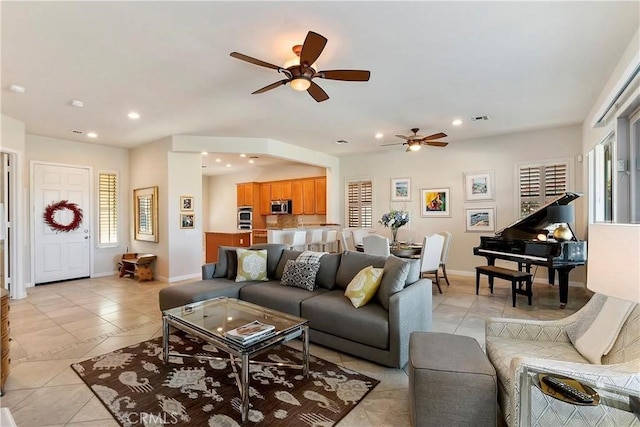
0,273,590,426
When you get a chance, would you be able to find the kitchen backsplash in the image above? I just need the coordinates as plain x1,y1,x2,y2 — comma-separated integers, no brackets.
265,214,327,229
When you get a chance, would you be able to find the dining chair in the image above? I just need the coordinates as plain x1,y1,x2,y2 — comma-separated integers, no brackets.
438,231,453,287
320,229,338,252
419,234,446,293
285,230,307,250
351,229,370,246
340,230,356,252
363,234,391,256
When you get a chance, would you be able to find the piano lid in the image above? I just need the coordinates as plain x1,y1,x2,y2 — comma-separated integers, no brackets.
495,192,582,238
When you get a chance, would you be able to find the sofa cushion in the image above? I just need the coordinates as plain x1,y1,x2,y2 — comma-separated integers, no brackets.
235,249,269,282
275,250,302,280
249,243,286,278
226,249,238,279
213,246,238,278
280,260,321,291
240,281,328,316
316,253,341,290
301,290,389,349
344,266,384,308
335,251,387,289
377,256,411,310
159,279,249,311
405,258,420,285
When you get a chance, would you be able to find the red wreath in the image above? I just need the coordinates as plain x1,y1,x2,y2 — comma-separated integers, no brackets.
43,200,83,233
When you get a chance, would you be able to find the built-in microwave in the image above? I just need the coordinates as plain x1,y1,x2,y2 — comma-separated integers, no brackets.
270,200,292,215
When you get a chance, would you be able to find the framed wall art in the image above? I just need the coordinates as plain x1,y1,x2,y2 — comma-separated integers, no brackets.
465,207,495,232
134,186,158,242
390,177,411,202
180,213,195,229
420,188,450,217
180,195,194,211
464,170,494,201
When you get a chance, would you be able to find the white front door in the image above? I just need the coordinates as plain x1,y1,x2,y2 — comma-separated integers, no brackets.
33,163,91,284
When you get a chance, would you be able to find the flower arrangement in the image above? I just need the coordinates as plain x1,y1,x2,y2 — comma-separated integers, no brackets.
379,209,410,243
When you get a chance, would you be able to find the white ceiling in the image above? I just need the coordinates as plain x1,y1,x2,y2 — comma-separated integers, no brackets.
2,1,638,174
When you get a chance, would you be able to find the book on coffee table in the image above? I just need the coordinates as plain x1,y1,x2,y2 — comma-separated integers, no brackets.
226,320,276,343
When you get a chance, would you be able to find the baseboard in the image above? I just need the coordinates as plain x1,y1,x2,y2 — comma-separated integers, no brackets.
167,273,201,283
91,270,118,278
448,268,585,287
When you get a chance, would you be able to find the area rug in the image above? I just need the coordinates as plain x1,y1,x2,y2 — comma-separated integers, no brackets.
71,333,379,426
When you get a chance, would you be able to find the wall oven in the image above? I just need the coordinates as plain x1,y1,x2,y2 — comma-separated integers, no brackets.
237,207,252,230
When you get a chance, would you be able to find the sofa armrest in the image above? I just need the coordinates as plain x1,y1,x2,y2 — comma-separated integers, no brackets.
485,315,579,343
510,357,640,426
202,263,217,279
388,278,432,368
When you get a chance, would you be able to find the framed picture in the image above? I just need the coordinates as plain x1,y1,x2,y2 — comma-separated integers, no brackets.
390,177,411,202
134,186,158,242
464,170,494,201
465,207,495,232
420,188,450,217
180,195,194,211
180,213,195,229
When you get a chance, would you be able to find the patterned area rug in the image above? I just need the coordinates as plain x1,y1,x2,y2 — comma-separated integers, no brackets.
71,333,379,426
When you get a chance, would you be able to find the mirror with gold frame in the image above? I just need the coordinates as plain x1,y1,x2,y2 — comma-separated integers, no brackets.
134,186,158,242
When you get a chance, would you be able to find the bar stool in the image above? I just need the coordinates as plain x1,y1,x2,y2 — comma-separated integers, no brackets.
285,230,307,250
306,229,324,251
320,229,338,252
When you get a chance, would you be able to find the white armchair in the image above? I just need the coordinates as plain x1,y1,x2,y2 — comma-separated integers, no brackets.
485,296,640,426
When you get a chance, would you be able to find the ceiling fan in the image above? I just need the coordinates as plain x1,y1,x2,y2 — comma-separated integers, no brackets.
381,128,449,152
230,31,370,102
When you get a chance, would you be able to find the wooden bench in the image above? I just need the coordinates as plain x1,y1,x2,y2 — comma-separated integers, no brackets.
119,253,157,282
475,265,533,307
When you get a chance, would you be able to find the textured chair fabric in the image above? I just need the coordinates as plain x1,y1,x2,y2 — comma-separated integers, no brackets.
409,332,497,427
363,234,390,256
438,231,452,286
340,230,355,251
485,296,640,426
419,234,445,293
350,228,370,246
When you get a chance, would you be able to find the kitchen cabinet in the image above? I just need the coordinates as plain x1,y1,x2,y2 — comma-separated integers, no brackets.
315,177,326,214
260,183,271,215
236,182,255,207
205,232,251,263
291,180,304,215
302,179,316,215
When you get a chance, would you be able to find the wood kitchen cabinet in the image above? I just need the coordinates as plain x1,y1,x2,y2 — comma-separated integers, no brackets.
260,183,271,215
205,232,251,263
291,180,304,215
269,181,292,201
236,182,256,207
302,179,316,214
315,177,326,214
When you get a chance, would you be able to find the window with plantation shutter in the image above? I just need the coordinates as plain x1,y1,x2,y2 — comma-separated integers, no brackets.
518,161,569,217
98,172,118,245
347,180,373,228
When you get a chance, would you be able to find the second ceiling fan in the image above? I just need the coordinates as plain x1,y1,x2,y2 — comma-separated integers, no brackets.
382,128,449,152
230,31,370,102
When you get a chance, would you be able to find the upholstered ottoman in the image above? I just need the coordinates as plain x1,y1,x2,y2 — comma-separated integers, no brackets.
409,332,497,426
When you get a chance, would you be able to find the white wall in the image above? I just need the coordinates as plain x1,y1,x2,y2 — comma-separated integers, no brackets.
206,164,326,231
25,134,130,278
339,125,584,281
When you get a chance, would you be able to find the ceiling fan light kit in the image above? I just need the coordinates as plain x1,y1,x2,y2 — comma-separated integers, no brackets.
381,128,450,152
230,30,370,102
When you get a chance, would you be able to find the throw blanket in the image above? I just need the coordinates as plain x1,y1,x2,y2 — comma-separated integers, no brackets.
297,250,326,264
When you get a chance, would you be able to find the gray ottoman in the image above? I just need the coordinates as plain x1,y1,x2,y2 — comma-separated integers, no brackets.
409,332,497,426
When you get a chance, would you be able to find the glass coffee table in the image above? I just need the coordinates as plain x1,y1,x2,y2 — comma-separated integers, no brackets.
162,297,309,422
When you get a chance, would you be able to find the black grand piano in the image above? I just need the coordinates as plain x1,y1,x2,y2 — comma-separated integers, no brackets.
473,192,587,308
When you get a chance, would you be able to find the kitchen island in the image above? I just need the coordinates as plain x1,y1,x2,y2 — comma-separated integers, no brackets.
205,231,251,262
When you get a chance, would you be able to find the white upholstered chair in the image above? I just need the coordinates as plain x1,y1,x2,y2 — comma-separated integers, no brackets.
340,230,355,252
418,234,445,293
351,229,370,247
362,234,390,256
320,229,338,252
422,231,453,287
305,229,324,251
285,230,307,250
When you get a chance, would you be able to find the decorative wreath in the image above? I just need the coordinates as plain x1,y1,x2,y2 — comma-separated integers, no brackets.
43,200,83,233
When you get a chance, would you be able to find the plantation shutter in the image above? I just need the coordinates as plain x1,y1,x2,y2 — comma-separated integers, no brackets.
98,172,118,244
347,180,373,228
518,162,568,217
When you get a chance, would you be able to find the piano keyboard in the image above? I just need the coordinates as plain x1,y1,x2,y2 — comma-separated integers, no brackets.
475,249,547,262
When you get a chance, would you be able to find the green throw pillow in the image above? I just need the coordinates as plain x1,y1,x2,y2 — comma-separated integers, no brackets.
344,266,384,308
235,249,268,282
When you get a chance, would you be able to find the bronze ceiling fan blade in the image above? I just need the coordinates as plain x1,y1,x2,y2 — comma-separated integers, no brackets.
252,79,290,94
307,81,329,102
425,141,449,147
422,132,448,141
380,142,405,146
230,52,282,71
319,70,371,81
395,134,410,140
300,31,327,66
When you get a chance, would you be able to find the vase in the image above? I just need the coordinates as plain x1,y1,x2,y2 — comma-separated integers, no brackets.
391,228,399,246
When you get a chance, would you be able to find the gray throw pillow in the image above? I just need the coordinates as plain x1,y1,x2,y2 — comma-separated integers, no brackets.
213,246,238,278
315,253,341,290
377,256,411,310
405,258,420,285
335,251,387,289
280,260,321,291
226,249,238,280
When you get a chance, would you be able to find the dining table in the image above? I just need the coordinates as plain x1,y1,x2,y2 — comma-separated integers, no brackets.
355,243,422,259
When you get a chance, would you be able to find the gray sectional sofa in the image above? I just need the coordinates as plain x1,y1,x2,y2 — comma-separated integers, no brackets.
159,243,432,368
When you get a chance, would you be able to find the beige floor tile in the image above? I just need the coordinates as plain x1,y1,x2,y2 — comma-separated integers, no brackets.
68,323,123,341
4,358,78,390
337,403,373,426
44,366,85,387
0,388,36,409
10,384,94,426
68,396,113,423
79,334,155,359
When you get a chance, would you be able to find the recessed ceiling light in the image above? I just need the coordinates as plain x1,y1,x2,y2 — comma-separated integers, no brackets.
225,163,231,168
374,133,383,139
215,158,222,163
71,100,84,107
451,119,463,126
87,132,98,138
201,151,208,155
335,140,349,145
9,84,25,93
128,112,140,119
240,153,247,158
248,159,255,164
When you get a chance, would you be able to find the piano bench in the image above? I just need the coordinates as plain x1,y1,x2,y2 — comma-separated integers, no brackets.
475,265,533,307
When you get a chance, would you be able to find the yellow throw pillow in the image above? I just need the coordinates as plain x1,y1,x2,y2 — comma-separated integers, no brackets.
344,266,384,308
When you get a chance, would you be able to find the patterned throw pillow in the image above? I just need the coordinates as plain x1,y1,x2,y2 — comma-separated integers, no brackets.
280,260,321,291
235,249,268,282
344,266,384,308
